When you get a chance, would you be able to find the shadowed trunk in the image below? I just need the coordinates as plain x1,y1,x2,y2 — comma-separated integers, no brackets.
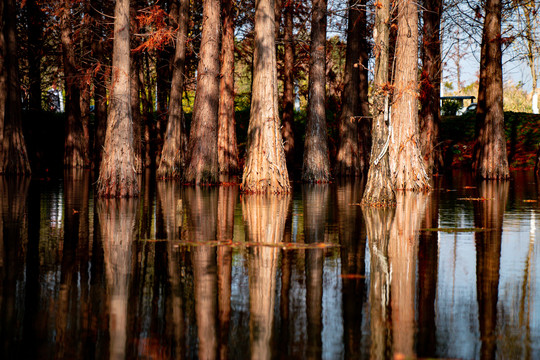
97,0,139,197
242,0,290,193
361,0,394,205
419,0,443,175
157,0,189,178
302,0,330,182
131,51,143,173
27,0,43,111
281,0,295,170
473,0,509,180
389,0,430,191
184,0,220,184
0,0,31,174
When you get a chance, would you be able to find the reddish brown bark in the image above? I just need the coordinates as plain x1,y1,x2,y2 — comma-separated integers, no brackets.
0,0,31,174
389,0,430,191
473,0,509,179
97,0,139,197
27,0,43,112
242,0,290,193
218,0,240,175
302,0,330,182
184,0,220,184
281,0,295,169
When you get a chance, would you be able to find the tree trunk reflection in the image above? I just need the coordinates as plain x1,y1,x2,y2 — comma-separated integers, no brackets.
242,194,290,360
474,181,508,360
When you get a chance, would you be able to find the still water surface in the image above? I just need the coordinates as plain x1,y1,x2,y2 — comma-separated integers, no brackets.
0,171,539,359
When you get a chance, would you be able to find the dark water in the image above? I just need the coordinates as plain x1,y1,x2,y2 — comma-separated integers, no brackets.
1,170,539,359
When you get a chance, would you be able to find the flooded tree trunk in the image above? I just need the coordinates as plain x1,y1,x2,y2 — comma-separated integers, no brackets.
97,0,139,197
419,0,443,176
157,0,189,179
184,0,220,184
361,0,394,205
242,0,290,193
389,0,430,191
0,0,31,174
218,0,240,175
302,0,330,182
357,0,371,174
281,0,295,170
61,0,89,169
242,194,290,360
473,0,509,180
474,181,507,360
131,52,143,173
27,0,42,112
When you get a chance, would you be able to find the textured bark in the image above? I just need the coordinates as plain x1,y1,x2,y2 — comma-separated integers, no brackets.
157,0,189,179
302,0,330,182
218,0,240,175
357,2,371,174
336,0,363,176
281,1,295,169
242,194,290,360
27,0,43,111
97,0,139,197
242,0,290,193
473,0,509,180
419,0,443,176
474,181,507,360
389,0,430,191
184,0,220,184
61,0,89,169
130,52,143,173
0,0,31,174
361,0,395,205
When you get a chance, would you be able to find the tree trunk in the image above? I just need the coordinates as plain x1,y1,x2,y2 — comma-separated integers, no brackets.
218,0,240,175
97,0,139,197
281,0,295,170
184,0,220,184
389,0,430,191
131,51,143,173
27,0,43,112
419,0,443,176
242,0,290,193
361,0,394,205
0,0,31,174
473,0,509,180
61,0,89,169
302,0,330,182
336,0,362,176
357,0,371,175
157,0,189,179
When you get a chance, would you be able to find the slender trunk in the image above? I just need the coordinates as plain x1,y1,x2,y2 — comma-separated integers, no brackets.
419,0,443,175
0,0,31,174
97,0,139,197
27,0,43,112
357,0,371,174
157,0,189,178
361,0,394,205
61,0,89,168
281,1,295,170
218,0,240,175
389,0,430,191
302,0,330,182
473,0,509,179
184,0,221,184
242,0,290,193
131,53,143,173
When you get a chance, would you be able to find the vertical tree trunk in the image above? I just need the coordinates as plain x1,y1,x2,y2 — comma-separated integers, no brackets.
27,0,43,112
302,0,330,182
184,0,221,184
0,0,31,174
419,0,443,176
131,52,143,173
218,0,240,175
281,0,295,170
61,0,89,169
357,0,371,174
336,0,361,176
97,0,139,197
157,0,189,179
361,0,394,205
389,0,430,191
242,0,290,193
473,0,509,180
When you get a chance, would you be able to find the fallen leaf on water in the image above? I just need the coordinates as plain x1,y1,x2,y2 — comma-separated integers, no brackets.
523,199,538,203
463,186,477,189
340,274,366,279
457,197,492,201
